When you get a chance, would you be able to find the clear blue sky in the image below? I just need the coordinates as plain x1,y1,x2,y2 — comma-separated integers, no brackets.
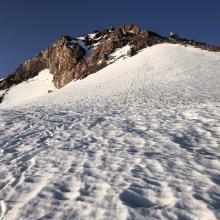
0,0,219,78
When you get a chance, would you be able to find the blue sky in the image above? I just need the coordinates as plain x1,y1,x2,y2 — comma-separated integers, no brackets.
0,0,219,78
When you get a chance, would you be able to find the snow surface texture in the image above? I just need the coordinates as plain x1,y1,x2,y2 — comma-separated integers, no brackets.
0,44,220,220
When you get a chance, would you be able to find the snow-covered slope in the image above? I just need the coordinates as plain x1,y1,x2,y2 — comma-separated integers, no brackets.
48,43,220,105
1,69,55,106
0,44,220,220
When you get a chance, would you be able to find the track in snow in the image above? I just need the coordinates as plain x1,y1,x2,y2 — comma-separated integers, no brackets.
0,44,220,219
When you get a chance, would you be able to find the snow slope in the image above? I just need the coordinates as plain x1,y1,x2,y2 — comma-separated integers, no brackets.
1,69,55,106
0,44,220,220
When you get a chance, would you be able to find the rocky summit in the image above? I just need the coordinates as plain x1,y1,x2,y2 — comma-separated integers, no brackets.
0,24,219,90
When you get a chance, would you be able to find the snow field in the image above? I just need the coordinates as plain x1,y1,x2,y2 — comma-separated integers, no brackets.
0,44,220,219
1,69,55,106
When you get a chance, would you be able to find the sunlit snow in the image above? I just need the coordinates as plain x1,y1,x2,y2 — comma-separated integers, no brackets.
1,69,55,106
0,44,220,220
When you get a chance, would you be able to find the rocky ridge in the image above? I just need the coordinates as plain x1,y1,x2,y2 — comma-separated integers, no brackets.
0,24,220,90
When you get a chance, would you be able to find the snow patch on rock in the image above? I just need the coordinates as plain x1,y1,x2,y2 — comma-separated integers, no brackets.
1,69,55,106
107,45,131,64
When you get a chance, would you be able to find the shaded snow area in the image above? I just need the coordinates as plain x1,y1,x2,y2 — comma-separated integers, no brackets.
70,36,99,59
0,44,220,219
1,69,55,106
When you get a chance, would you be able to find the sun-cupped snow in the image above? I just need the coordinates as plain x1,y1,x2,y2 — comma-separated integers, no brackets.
1,69,55,106
0,44,220,220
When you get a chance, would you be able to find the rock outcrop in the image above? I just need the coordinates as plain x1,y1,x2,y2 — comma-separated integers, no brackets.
1,24,220,90
0,52,48,90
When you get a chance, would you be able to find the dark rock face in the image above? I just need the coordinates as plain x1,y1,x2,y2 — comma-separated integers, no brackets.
1,24,220,90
